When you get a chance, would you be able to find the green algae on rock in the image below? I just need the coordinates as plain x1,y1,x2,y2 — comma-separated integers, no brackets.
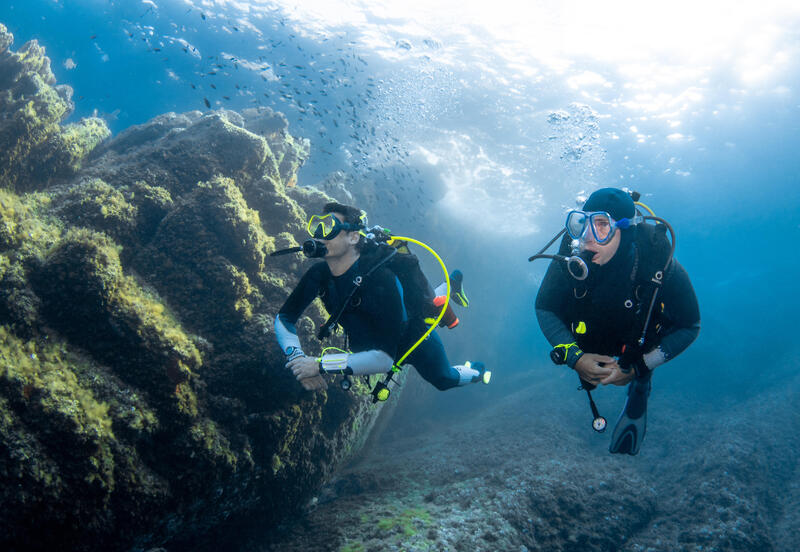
0,24,109,192
0,21,394,552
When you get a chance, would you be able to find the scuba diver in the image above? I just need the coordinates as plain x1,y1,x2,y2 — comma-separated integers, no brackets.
273,202,491,397
531,188,700,455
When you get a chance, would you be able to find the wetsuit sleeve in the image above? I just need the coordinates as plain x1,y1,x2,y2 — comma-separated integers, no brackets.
342,350,395,375
535,259,583,368
643,259,700,369
275,264,325,355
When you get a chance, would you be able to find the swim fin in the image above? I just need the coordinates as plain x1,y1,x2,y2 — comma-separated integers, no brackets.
434,270,469,308
609,374,651,455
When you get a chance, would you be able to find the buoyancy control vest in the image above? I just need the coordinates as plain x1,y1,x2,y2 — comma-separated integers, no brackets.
315,238,443,345
560,221,673,359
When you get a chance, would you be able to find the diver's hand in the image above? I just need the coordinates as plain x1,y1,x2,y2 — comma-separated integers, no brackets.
287,355,321,380
574,353,617,384
300,374,328,391
599,365,635,386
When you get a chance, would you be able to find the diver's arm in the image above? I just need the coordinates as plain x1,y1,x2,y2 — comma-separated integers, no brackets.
275,315,303,357
535,260,584,368
288,348,395,380
275,264,325,356
643,260,700,370
535,308,585,368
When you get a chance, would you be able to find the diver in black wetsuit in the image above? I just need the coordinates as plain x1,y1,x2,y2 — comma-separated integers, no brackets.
275,202,490,392
534,188,700,455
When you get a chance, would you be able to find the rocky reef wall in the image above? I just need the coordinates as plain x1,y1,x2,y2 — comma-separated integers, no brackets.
0,23,390,551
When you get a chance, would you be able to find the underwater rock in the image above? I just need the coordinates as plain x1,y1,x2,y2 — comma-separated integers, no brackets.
0,23,11,55
0,25,110,192
84,107,309,196
0,25,392,552
259,375,800,552
313,170,356,205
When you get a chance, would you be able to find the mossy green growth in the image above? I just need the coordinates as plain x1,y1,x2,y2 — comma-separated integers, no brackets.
375,508,432,537
0,325,115,497
0,188,59,255
129,180,173,240
194,176,273,273
50,117,110,171
339,542,366,552
28,117,111,183
0,69,71,191
269,404,305,474
37,227,201,393
53,178,137,239
189,418,238,470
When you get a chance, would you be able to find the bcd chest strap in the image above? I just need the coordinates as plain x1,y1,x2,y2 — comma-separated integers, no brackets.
316,248,397,340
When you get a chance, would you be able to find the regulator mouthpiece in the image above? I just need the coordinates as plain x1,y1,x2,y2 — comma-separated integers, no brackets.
566,255,589,281
302,239,327,258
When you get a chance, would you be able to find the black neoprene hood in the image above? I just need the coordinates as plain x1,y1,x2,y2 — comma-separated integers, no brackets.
583,188,635,220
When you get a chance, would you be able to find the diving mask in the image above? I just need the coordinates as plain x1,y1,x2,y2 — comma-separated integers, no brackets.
565,210,641,245
306,213,364,240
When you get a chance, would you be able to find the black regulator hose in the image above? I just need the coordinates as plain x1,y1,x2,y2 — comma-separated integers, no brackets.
269,239,328,259
528,228,589,281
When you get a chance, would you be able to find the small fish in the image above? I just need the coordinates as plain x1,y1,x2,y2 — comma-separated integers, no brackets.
90,34,97,40
210,84,217,89
286,175,297,188
204,98,211,108
201,13,206,20
223,96,230,100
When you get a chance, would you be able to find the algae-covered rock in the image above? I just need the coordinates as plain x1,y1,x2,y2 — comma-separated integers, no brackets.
82,108,307,196
0,25,109,191
0,22,392,552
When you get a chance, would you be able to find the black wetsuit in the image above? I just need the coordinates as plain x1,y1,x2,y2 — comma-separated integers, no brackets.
535,229,700,376
277,259,463,390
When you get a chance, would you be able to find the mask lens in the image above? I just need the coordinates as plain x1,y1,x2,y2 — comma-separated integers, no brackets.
590,213,613,244
566,211,588,239
307,215,338,239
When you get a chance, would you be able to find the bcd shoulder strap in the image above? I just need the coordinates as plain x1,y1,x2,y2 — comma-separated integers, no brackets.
625,222,674,354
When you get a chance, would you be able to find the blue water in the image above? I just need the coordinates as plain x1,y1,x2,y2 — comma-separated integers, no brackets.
4,0,799,438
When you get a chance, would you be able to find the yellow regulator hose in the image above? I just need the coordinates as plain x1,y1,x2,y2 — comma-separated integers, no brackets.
387,236,450,370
